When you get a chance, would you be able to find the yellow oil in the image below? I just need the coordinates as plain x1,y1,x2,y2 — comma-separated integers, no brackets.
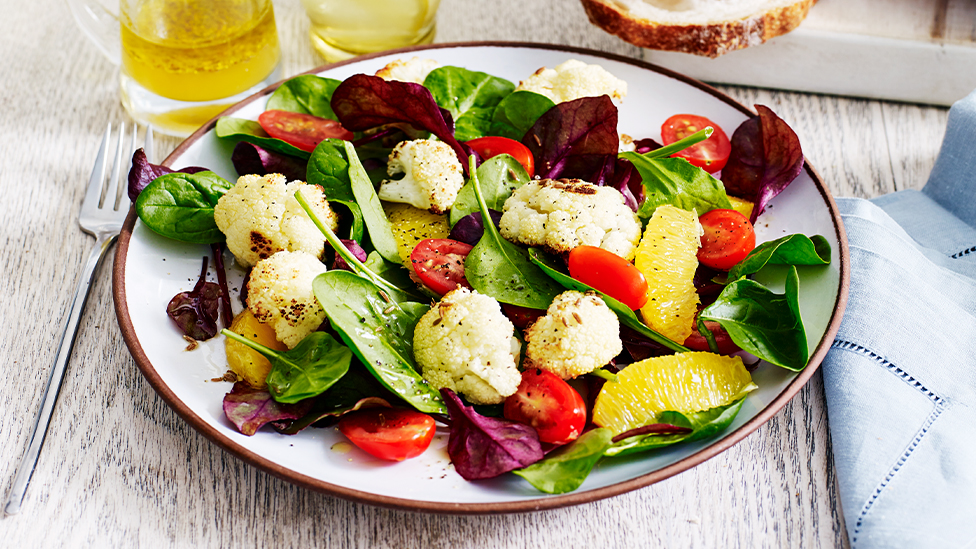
301,0,440,61
120,0,280,103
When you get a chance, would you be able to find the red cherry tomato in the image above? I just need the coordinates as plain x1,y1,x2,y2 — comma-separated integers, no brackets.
567,246,648,310
257,110,354,153
501,303,546,329
503,369,586,444
410,238,473,295
684,319,741,355
661,114,731,173
464,136,535,177
337,408,436,461
697,209,756,271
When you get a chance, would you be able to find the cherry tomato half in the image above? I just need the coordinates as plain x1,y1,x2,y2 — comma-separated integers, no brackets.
410,238,473,295
501,303,546,329
661,114,731,173
257,110,354,153
697,209,756,271
337,408,436,461
684,318,741,355
464,136,535,177
568,245,648,310
503,369,586,445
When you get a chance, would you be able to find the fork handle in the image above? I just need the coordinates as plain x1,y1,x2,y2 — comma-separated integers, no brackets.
4,234,118,515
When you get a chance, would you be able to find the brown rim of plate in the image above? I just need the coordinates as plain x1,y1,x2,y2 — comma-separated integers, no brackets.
112,41,850,515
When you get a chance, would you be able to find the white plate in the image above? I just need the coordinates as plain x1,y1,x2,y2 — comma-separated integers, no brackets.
114,42,849,513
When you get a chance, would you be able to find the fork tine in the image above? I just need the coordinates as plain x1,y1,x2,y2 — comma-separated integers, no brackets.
105,122,127,210
83,123,111,210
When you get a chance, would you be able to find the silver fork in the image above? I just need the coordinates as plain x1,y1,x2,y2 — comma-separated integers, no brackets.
4,123,150,515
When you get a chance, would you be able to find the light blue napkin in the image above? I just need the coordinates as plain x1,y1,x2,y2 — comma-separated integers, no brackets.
824,89,976,548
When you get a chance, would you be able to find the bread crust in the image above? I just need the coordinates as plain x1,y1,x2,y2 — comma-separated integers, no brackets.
581,0,817,58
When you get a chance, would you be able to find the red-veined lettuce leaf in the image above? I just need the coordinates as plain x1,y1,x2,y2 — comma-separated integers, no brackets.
222,382,315,436
721,105,804,223
521,95,619,182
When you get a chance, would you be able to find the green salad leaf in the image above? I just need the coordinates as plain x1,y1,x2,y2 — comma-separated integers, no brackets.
449,154,529,226
620,152,732,218
464,158,562,309
424,66,515,141
728,234,831,280
267,75,343,119
604,400,745,457
135,171,233,244
221,330,352,404
312,270,445,414
514,428,614,494
488,90,555,141
699,266,808,370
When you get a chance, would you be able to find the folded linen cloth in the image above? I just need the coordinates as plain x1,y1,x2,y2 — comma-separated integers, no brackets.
823,89,976,548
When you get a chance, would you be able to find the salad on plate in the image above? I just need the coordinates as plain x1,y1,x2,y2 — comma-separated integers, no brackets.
126,56,831,495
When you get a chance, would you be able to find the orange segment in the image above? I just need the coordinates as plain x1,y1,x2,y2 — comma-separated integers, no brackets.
592,352,756,435
383,202,450,266
634,205,702,343
225,309,287,388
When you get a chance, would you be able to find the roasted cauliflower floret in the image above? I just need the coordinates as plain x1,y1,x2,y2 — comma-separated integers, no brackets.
375,57,441,84
246,250,328,349
413,287,521,405
214,173,338,268
499,178,642,260
524,291,622,380
515,59,627,104
378,139,464,214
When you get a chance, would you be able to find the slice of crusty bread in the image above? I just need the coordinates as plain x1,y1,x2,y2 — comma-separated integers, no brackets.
581,0,818,57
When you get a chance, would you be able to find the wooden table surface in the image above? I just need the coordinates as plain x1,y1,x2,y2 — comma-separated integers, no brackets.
0,0,950,546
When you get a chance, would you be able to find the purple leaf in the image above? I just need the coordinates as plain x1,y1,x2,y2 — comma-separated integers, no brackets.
522,95,619,181
127,148,208,201
331,74,469,173
166,256,221,340
447,210,502,246
210,243,233,329
222,382,315,436
231,141,309,182
619,324,674,363
331,239,368,271
721,105,804,223
441,389,543,480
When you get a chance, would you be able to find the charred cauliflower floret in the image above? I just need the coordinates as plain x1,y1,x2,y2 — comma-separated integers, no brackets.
246,250,327,349
378,139,464,214
413,287,521,405
524,291,622,379
499,179,642,260
374,57,442,84
515,59,627,104
214,173,338,268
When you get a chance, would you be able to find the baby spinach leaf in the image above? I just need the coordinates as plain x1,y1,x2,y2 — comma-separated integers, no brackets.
215,117,310,159
619,152,732,218
727,234,831,280
604,399,745,457
363,251,424,298
449,154,529,226
221,330,353,404
424,66,515,141
489,90,555,141
700,266,808,371
135,171,233,244
527,248,689,353
313,270,445,414
306,139,400,264
464,158,562,309
514,428,613,494
441,389,543,480
267,75,343,119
